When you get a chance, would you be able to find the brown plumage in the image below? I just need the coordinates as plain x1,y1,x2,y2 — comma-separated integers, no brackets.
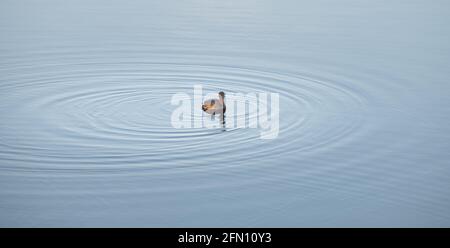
202,91,226,115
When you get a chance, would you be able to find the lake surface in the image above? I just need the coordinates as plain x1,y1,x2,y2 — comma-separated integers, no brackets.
1,0,449,227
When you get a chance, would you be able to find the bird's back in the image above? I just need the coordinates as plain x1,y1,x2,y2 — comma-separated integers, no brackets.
202,98,225,114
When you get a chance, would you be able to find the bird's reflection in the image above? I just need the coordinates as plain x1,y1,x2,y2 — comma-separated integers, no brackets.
209,113,226,130
220,114,226,130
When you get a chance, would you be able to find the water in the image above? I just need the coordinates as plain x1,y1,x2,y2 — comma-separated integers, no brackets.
1,0,450,227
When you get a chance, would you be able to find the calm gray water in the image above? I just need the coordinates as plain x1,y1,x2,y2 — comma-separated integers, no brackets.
1,0,450,227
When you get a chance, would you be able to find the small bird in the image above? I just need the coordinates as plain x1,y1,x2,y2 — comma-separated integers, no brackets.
202,91,226,115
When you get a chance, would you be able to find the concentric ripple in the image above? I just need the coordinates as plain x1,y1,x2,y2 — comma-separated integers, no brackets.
0,61,368,173
2,0,450,227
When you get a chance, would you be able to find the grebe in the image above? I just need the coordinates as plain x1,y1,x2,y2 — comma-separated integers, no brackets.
202,91,226,115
